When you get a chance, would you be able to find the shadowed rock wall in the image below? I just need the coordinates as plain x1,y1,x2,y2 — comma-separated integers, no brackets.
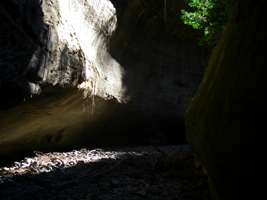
186,0,267,199
109,0,208,137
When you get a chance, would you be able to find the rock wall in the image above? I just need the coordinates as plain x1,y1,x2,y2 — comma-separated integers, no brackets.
0,0,126,106
0,0,207,111
110,0,207,120
186,0,267,199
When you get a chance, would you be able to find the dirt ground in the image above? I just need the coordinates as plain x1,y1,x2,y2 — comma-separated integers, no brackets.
0,146,210,200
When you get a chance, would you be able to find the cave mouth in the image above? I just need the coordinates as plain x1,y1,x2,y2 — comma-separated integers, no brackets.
0,0,207,165
0,1,212,199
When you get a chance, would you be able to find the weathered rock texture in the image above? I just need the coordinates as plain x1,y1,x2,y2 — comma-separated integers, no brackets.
186,0,266,199
0,0,125,105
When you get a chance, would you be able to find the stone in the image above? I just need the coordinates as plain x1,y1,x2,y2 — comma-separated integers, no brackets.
0,0,126,103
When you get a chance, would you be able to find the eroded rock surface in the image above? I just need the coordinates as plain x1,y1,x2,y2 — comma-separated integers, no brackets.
0,0,126,104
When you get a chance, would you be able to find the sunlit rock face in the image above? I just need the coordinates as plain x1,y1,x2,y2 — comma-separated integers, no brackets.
44,0,125,101
0,0,125,103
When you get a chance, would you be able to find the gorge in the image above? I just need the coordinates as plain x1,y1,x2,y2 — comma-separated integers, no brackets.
1,0,261,199
0,0,206,160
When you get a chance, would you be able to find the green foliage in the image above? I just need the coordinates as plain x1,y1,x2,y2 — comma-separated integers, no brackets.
181,0,231,45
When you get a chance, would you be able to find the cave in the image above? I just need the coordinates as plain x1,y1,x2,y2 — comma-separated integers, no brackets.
0,0,207,160
1,0,262,199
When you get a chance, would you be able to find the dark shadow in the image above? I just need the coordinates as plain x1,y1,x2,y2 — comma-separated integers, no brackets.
0,0,49,108
0,147,210,200
0,88,185,166
108,0,209,146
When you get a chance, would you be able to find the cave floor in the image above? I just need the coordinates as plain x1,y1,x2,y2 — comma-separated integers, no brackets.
0,146,210,200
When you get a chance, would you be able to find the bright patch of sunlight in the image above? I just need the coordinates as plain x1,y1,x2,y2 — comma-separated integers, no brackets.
0,149,144,179
56,0,126,102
